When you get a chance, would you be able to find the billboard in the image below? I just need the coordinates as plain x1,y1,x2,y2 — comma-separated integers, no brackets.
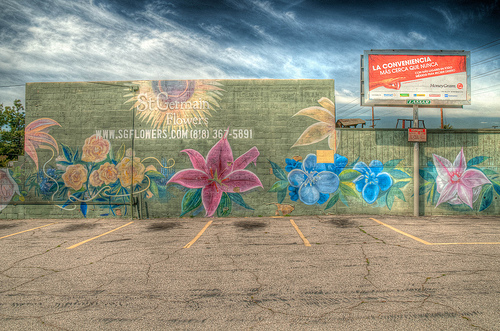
361,50,471,107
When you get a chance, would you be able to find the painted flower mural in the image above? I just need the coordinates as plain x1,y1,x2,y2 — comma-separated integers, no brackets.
292,97,339,152
433,148,491,209
167,130,262,217
269,155,409,211
353,160,393,204
24,118,61,170
288,154,340,205
62,164,88,191
420,148,500,212
81,134,110,162
21,125,176,217
0,169,20,212
116,156,146,187
97,162,118,185
89,170,104,187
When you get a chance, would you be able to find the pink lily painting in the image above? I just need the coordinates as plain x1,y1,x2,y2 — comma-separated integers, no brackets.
433,148,491,209
167,130,262,217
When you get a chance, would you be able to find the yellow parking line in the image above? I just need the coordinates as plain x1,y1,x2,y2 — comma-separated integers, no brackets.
370,218,500,245
184,221,213,248
290,219,311,247
0,223,56,240
431,242,500,245
370,218,432,245
66,222,134,249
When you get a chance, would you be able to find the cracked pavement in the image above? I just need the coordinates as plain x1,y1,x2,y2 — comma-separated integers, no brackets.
0,215,499,330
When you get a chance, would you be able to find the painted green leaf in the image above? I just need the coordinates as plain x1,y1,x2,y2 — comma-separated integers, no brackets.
428,182,439,205
339,191,349,207
376,191,387,208
467,156,489,167
180,188,202,217
217,192,232,217
73,149,80,162
116,143,126,161
60,143,73,162
386,189,395,210
145,170,164,179
347,156,360,168
384,159,402,169
268,180,289,192
479,185,493,212
393,180,410,189
389,169,411,179
419,182,433,195
394,187,406,202
492,180,500,196
419,169,435,182
339,169,361,182
481,168,497,176
228,192,254,210
277,189,287,204
324,192,339,210
340,182,358,198
150,180,159,197
268,159,286,180
386,187,406,210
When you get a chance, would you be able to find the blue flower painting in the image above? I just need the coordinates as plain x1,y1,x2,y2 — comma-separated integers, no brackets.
353,160,393,204
287,154,340,205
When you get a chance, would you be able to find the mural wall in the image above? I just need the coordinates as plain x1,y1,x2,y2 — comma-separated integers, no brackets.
0,79,499,219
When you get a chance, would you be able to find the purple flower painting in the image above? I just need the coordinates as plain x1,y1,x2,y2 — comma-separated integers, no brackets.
167,131,263,217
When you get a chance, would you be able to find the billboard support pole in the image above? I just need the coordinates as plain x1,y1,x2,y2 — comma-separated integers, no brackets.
441,108,444,129
413,104,419,217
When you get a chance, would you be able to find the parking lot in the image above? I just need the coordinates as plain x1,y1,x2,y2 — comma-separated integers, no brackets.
1,215,499,330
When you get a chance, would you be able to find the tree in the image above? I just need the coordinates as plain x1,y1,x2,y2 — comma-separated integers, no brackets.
0,100,25,167
443,124,453,129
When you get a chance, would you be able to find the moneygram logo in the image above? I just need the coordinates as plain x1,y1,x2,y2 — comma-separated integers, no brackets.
457,83,463,89
430,84,456,88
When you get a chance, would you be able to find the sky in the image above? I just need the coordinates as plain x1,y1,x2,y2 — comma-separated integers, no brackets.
0,0,499,128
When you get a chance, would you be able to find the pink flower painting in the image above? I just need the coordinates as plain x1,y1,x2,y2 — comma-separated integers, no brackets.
0,169,20,212
433,148,491,209
167,131,262,217
24,118,61,170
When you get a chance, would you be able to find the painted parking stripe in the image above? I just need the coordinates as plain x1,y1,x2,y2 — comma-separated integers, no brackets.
370,218,432,245
66,222,134,249
290,219,311,247
183,221,213,248
370,218,500,245
0,223,56,240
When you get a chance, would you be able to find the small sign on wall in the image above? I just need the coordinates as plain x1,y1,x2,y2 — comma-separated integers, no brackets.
408,128,427,142
317,150,334,163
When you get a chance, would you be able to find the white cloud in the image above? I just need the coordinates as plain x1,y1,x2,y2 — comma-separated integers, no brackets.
249,0,299,26
408,31,426,42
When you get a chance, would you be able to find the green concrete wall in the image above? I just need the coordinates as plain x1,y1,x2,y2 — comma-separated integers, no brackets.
0,79,498,219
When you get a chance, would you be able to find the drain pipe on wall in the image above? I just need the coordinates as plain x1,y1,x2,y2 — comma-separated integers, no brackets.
130,90,136,221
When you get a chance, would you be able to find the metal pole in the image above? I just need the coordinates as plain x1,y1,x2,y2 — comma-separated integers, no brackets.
371,107,375,128
413,104,419,217
440,108,444,129
130,97,135,220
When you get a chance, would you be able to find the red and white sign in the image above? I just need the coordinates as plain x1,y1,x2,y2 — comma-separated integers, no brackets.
361,50,471,107
408,128,427,142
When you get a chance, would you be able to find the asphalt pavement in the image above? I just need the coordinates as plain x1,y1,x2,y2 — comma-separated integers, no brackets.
0,215,499,330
